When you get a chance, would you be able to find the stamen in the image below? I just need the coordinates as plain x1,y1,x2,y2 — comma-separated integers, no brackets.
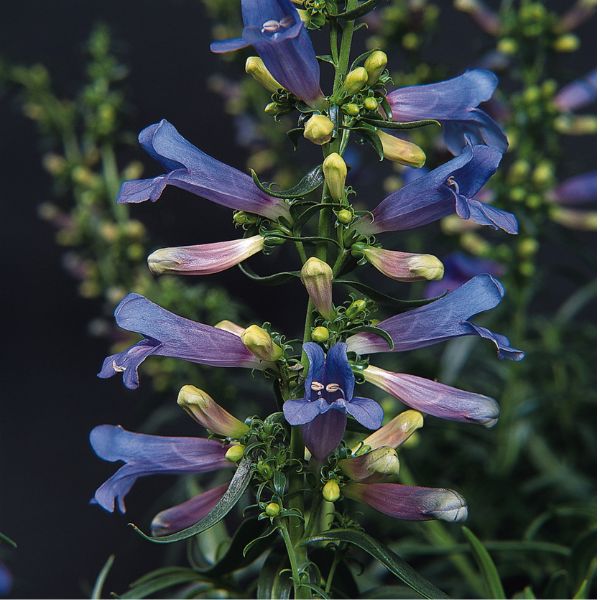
325,383,341,392
311,381,325,391
446,176,460,193
262,19,281,33
112,360,127,373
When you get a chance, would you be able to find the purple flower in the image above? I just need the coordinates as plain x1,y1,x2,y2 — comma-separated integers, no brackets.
386,70,507,155
356,145,518,235
283,343,383,461
210,0,323,106
90,425,233,513
98,293,265,389
554,71,597,112
363,366,499,428
344,483,468,522
117,120,290,221
346,274,524,361
550,172,597,206
426,252,505,298
0,562,12,597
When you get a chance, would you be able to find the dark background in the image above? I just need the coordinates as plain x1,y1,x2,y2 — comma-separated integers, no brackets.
0,1,595,597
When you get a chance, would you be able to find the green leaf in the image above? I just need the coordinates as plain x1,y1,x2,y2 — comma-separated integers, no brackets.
130,458,254,544
362,117,441,130
331,0,383,20
317,54,337,67
542,570,568,599
349,49,376,71
257,550,292,599
293,202,339,228
302,529,448,599
91,554,115,599
286,127,305,150
462,526,506,599
352,126,384,160
336,279,443,310
572,558,596,599
345,325,393,349
251,165,324,199
120,568,204,599
238,262,300,285
0,531,17,548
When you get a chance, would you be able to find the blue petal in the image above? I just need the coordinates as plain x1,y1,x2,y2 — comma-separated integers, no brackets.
210,37,250,54
467,199,519,234
117,120,289,220
443,109,508,156
302,410,347,461
465,323,525,361
90,425,231,513
98,294,262,388
555,71,597,112
302,342,326,398
346,397,384,430
325,342,355,401
283,398,322,425
553,172,597,205
0,563,12,597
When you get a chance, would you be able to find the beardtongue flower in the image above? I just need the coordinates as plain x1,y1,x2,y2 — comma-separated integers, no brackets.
98,293,266,389
147,235,265,276
346,275,524,361
300,257,335,319
344,483,468,522
386,69,507,155
339,447,400,482
89,425,234,514
355,144,518,235
283,343,383,461
549,172,597,206
358,410,424,451
355,245,444,282
363,366,500,428
210,0,324,106
554,71,597,112
117,120,290,222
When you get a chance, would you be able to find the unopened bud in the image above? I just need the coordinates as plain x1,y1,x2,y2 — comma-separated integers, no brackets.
509,160,530,183
245,56,282,93
363,97,379,111
550,207,597,230
343,67,368,95
214,320,245,336
233,211,259,225
178,385,249,438
554,115,597,135
322,479,341,502
257,461,274,479
345,299,367,319
342,103,360,116
364,51,388,85
337,208,354,224
265,502,281,517
301,257,335,319
241,325,283,361
360,411,424,451
311,326,330,343
497,38,518,55
532,162,554,186
377,131,426,167
554,34,580,53
518,238,539,256
362,247,444,282
323,153,347,201
225,444,245,463
265,102,286,116
304,115,334,145
339,447,400,482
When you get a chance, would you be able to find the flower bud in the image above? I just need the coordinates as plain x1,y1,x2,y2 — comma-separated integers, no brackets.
363,97,379,112
339,447,400,482
359,411,424,451
245,56,282,93
311,326,330,343
554,34,579,53
225,444,245,463
342,103,360,116
257,461,274,479
214,320,245,336
377,131,426,167
233,211,259,226
362,247,443,282
497,38,518,55
554,115,597,135
364,50,388,85
264,102,287,116
322,479,341,502
301,257,335,319
241,325,283,361
178,385,249,438
518,238,539,257
550,207,597,230
532,162,554,186
323,153,347,201
345,299,367,319
343,67,368,95
265,502,281,517
304,115,335,145
337,208,354,224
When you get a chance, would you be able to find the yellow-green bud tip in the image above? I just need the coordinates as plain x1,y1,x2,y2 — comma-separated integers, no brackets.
241,325,283,362
225,444,245,463
303,115,334,145
554,34,579,53
323,153,347,201
300,257,335,319
364,50,387,85
245,56,282,93
322,480,341,502
408,254,444,281
377,131,426,167
337,208,354,224
343,67,369,95
265,502,281,517
364,97,379,112
311,326,330,343
342,103,360,116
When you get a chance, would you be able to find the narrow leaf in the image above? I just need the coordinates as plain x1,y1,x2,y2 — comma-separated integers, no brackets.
331,0,383,20
352,126,384,160
462,526,506,599
303,529,448,599
362,117,441,130
336,279,443,310
91,555,115,599
238,263,300,285
129,458,254,544
346,325,394,349
257,550,292,600
349,49,376,71
0,532,16,548
251,165,324,199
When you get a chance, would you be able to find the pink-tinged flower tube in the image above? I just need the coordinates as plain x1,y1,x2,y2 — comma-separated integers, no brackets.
151,484,229,536
346,275,524,361
363,366,499,428
98,293,266,389
339,447,400,482
300,257,335,319
148,235,265,276
117,120,290,222
359,410,424,451
549,172,596,206
554,71,597,112
360,246,444,282
454,0,501,35
344,483,468,522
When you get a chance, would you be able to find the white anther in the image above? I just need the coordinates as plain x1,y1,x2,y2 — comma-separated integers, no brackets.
112,360,127,373
311,381,325,391
325,383,341,392
262,19,280,33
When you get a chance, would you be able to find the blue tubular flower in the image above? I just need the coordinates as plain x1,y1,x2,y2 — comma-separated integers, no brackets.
118,120,290,221
356,145,518,235
283,343,383,461
210,0,323,106
98,293,265,389
0,562,12,597
90,425,233,513
554,71,597,112
426,252,505,298
386,69,508,155
551,172,597,205
346,275,524,361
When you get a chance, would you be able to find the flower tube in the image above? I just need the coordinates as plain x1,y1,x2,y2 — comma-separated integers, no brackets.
359,411,424,451
554,71,597,112
359,246,444,282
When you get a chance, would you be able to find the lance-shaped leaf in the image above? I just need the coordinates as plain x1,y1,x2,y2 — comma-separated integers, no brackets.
251,165,324,199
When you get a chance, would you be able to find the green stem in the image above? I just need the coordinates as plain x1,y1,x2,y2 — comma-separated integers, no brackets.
279,522,307,599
